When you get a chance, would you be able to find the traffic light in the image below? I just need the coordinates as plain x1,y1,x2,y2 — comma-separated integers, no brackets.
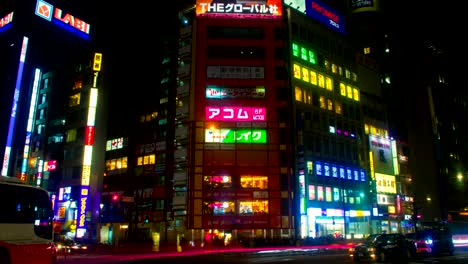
112,194,119,201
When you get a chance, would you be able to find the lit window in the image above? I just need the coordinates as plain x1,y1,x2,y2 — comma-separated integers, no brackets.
364,47,371,54
295,86,303,102
69,93,80,107
319,96,326,109
302,68,309,82
317,186,324,201
240,175,267,189
325,77,333,91
353,88,360,101
310,70,317,85
347,85,353,99
318,74,325,88
333,187,340,201
340,83,346,96
308,185,315,200
331,64,337,74
293,64,301,79
66,129,77,142
327,99,333,111
326,187,332,202
335,102,342,114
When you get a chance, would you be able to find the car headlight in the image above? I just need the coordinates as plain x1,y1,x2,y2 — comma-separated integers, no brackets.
82,246,87,250
348,248,355,252
56,244,63,249
367,247,375,252
425,239,433,245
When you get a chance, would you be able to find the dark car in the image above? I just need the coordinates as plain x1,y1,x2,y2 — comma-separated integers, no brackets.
349,233,413,263
56,239,88,254
405,228,454,257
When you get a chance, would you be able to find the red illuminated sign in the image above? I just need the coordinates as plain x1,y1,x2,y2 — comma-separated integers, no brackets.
85,126,95,145
0,12,13,28
35,0,90,35
206,107,266,121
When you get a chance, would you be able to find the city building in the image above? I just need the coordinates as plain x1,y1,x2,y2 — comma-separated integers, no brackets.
0,0,105,241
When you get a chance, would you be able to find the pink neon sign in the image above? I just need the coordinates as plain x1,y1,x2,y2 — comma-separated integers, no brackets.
206,106,266,121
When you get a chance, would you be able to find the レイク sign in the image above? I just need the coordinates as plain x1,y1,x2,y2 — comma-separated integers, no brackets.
35,0,91,36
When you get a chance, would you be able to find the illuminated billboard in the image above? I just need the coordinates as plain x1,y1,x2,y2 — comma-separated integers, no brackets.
206,106,266,121
349,0,381,13
206,86,265,99
305,0,345,35
205,128,267,143
375,173,396,194
0,12,13,32
35,0,91,39
369,135,394,174
196,0,283,18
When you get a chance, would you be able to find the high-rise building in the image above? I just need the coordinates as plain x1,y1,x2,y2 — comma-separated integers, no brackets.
0,0,106,241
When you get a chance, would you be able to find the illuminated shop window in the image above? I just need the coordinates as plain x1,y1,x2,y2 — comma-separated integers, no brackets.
347,85,353,99
325,187,332,202
340,83,346,96
327,99,333,111
239,200,268,215
317,186,324,201
319,96,326,109
310,70,317,85
307,161,313,175
308,185,315,200
353,88,360,101
137,154,155,166
335,102,342,114
240,175,267,189
292,43,300,57
318,74,325,88
66,129,77,142
304,90,312,104
204,175,232,189
302,67,309,82
106,157,128,171
69,93,80,107
325,77,333,91
308,50,316,64
333,187,340,201
331,64,337,74
214,201,236,215
73,80,82,90
301,47,308,61
324,60,330,70
295,86,303,102
293,64,301,79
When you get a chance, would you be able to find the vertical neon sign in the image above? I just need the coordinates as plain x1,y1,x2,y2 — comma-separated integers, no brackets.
2,36,29,176
20,68,41,181
76,53,101,238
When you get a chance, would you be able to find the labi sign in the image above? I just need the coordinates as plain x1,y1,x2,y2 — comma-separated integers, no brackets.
35,0,91,39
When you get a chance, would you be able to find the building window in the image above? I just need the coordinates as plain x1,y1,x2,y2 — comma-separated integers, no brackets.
240,175,267,189
204,175,232,189
317,185,324,201
239,200,268,215
66,129,77,142
309,185,315,200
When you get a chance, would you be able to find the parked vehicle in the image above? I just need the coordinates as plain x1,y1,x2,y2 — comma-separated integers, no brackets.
405,228,454,256
349,233,413,263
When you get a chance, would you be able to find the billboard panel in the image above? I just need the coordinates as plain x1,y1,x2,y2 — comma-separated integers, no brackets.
369,135,394,174
375,173,396,194
196,0,283,18
305,0,346,35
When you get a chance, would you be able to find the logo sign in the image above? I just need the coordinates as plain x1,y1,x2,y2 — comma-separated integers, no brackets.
205,129,267,143
35,0,91,38
0,11,14,31
305,0,345,35
206,86,265,99
206,106,266,121
196,0,282,18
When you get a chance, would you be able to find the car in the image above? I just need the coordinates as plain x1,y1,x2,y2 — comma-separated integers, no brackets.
56,239,88,254
405,228,454,257
349,233,413,263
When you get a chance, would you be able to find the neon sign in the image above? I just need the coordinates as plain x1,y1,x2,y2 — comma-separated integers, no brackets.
196,0,282,17
35,0,91,38
305,0,346,35
205,128,267,143
0,12,13,31
206,106,266,121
